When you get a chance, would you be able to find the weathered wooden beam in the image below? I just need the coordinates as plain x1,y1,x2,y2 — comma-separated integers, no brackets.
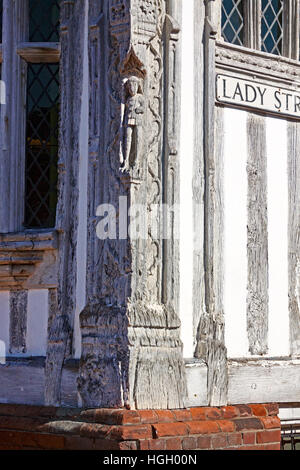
246,113,268,355
45,0,85,406
228,359,300,405
243,0,261,50
287,121,300,356
0,0,28,233
283,0,300,60
195,0,228,407
9,290,28,355
17,42,60,63
77,0,187,410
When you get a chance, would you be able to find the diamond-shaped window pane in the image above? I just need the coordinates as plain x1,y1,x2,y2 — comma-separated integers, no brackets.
261,0,283,55
222,0,244,46
0,0,3,41
29,0,60,42
25,63,60,229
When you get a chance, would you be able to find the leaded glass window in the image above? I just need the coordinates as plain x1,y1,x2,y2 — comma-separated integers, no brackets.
25,64,59,228
29,0,60,42
0,0,3,40
221,0,244,46
261,0,283,55
24,0,60,228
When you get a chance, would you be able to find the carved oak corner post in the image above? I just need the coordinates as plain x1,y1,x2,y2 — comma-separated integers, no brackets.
194,0,228,407
77,0,187,410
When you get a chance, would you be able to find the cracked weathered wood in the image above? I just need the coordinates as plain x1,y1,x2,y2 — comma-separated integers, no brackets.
45,0,85,405
246,113,268,356
193,0,206,348
194,0,228,407
0,0,27,232
287,121,300,356
78,0,187,410
283,0,300,60
243,0,261,50
9,290,28,354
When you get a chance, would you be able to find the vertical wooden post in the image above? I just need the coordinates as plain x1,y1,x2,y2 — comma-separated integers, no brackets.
244,0,261,50
0,0,28,232
283,0,300,60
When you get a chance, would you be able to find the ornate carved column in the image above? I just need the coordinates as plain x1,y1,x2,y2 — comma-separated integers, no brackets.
77,0,187,409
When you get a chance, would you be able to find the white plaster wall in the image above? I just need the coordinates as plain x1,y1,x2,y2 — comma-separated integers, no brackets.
179,0,195,359
0,291,9,360
266,116,289,357
26,289,48,356
223,109,290,358
223,107,249,358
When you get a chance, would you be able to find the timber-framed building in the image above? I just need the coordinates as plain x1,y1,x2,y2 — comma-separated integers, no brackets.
0,0,298,450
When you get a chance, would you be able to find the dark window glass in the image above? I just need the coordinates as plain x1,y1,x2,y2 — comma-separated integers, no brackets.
221,0,244,46
25,64,59,228
29,0,60,42
0,0,3,40
261,0,283,55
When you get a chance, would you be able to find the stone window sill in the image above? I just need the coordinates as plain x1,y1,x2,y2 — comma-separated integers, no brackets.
0,229,58,290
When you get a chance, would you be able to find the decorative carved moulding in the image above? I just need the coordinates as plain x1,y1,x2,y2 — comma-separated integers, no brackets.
17,43,61,63
216,41,300,89
0,230,58,289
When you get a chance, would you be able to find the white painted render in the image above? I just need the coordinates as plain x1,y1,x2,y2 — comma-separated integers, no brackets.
179,0,195,359
0,292,9,359
73,0,89,359
26,290,48,356
223,107,249,358
266,116,289,356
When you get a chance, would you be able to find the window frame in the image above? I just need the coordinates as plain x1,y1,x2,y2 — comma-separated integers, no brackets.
221,0,300,60
0,0,60,234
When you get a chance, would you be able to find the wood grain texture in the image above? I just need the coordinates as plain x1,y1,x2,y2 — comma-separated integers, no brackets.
0,359,77,407
246,113,268,355
77,0,187,410
193,0,206,351
45,0,85,405
9,290,28,355
243,0,261,50
0,0,27,232
287,121,300,356
283,0,300,60
228,359,300,404
195,1,228,407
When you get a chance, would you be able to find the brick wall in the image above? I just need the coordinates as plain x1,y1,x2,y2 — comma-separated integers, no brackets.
0,403,281,450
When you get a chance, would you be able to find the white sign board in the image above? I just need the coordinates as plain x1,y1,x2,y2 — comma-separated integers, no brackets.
216,74,300,119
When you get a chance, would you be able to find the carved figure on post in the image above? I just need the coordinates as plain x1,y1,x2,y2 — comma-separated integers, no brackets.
120,76,145,169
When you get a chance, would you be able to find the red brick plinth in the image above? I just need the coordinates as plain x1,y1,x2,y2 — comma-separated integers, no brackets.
0,403,281,450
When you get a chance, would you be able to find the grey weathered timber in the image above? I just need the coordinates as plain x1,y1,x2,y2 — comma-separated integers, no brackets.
0,0,27,233
193,0,206,348
228,359,300,405
243,0,261,50
287,121,300,356
17,42,60,63
194,0,228,407
185,360,208,407
246,113,268,355
45,0,85,406
283,0,300,60
162,0,181,315
215,41,300,90
0,230,57,290
9,290,28,354
0,358,78,407
78,0,187,410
